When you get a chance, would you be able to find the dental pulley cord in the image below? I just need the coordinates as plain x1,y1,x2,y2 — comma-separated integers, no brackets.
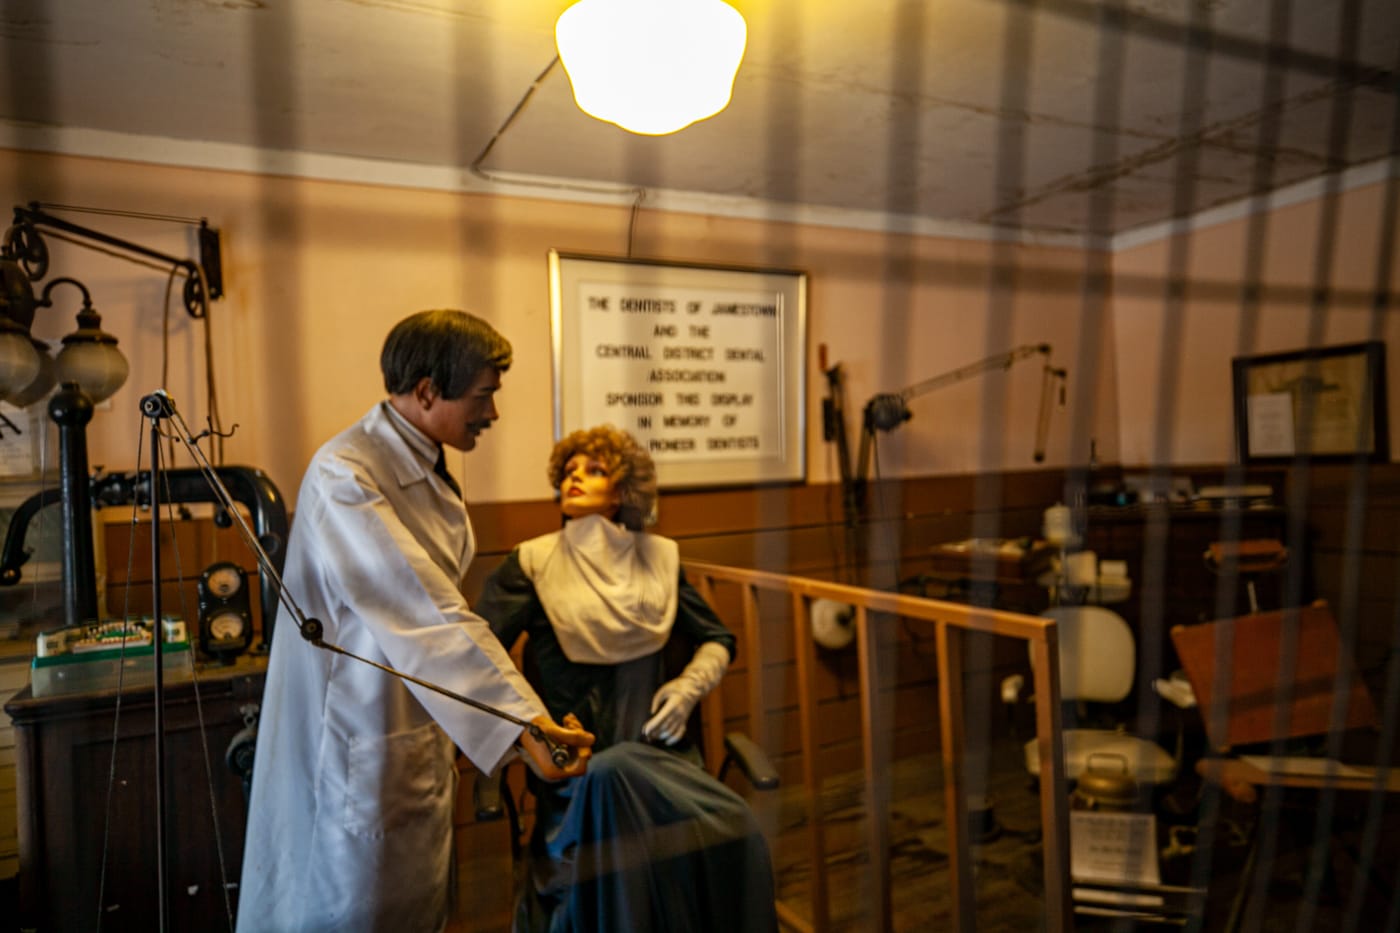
147,390,573,767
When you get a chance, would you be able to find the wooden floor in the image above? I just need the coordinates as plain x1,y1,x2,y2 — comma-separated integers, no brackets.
450,736,1400,933
5,738,1381,932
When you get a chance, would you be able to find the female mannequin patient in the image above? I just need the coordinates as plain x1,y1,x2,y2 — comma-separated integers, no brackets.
477,425,777,933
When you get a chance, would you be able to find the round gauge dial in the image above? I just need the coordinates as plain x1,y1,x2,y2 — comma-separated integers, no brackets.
207,610,247,642
205,564,244,598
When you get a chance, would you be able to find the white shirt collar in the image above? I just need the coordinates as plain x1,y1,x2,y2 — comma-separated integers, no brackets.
379,399,439,469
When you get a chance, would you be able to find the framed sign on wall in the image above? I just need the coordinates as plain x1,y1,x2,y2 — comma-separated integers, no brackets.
1232,340,1390,463
548,251,807,488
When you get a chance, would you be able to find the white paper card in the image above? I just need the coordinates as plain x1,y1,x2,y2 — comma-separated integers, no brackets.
1070,810,1163,907
1247,392,1295,456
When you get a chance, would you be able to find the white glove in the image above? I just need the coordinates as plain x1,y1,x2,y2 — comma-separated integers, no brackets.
642,641,730,745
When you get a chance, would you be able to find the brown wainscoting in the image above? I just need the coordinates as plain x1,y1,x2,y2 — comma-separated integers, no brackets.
1282,462,1400,672
87,469,1124,784
99,462,1400,703
463,470,1066,591
460,473,1068,785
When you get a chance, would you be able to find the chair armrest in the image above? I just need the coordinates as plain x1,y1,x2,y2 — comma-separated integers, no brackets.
473,767,506,822
720,732,780,791
1153,671,1197,709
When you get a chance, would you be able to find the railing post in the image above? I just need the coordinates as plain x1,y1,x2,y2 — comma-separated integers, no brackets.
742,583,767,751
855,604,892,932
1031,628,1073,932
791,592,829,933
694,573,728,772
936,620,975,932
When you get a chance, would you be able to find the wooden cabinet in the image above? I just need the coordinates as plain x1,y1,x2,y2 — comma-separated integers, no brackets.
1,645,30,881
1082,504,1293,684
5,657,265,933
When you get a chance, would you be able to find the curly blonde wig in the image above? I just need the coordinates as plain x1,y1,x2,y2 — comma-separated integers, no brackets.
548,425,657,530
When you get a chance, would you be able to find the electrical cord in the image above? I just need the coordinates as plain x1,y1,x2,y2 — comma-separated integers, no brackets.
34,203,207,226
468,55,648,257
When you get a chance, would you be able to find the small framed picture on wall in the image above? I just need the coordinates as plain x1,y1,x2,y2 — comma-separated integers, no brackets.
548,251,808,488
1232,340,1390,463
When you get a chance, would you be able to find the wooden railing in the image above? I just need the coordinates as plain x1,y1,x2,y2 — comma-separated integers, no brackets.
684,560,1073,933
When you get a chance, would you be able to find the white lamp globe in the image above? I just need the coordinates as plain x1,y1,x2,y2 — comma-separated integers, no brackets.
556,0,747,135
6,340,57,408
0,327,41,401
56,340,129,404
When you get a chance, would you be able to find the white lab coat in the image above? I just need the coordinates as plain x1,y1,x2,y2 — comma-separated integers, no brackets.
236,403,544,933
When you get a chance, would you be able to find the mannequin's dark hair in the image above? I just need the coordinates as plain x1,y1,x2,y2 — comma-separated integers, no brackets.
381,309,512,398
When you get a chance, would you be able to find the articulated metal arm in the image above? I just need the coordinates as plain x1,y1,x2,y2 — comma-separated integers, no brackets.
848,343,1068,495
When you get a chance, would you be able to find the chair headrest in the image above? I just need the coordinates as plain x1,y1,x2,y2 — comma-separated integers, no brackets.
1041,606,1135,702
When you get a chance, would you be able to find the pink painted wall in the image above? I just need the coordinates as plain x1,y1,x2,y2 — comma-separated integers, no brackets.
3,148,1118,506
1112,182,1400,466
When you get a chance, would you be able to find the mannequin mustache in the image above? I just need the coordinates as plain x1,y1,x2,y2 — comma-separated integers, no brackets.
468,420,493,432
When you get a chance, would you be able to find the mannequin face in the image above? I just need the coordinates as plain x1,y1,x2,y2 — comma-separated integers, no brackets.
394,368,501,452
558,453,621,521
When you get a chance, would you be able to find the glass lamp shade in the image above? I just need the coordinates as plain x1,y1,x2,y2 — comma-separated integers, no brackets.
5,339,58,408
56,340,129,404
555,0,747,135
0,327,41,400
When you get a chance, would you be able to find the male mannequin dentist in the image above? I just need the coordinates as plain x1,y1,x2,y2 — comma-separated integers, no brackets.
237,309,592,933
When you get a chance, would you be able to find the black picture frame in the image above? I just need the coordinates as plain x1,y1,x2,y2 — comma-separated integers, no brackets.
1232,340,1390,463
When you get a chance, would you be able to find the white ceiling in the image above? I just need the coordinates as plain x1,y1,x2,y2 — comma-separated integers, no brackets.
2,0,1397,242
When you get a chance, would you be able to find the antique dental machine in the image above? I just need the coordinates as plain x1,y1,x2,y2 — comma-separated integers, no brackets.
0,203,288,681
0,201,575,737
821,342,1068,522
0,467,290,648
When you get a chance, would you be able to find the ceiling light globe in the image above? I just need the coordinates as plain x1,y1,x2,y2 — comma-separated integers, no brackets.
556,0,747,135
0,327,41,401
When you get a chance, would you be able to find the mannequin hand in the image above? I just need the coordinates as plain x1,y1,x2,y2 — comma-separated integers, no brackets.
642,681,697,745
519,713,593,781
641,642,731,745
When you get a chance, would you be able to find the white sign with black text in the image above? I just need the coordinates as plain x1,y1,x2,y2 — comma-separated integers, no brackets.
549,253,807,488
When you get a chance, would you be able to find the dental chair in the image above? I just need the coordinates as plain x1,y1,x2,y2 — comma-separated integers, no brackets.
1004,605,1179,791
1004,606,1204,925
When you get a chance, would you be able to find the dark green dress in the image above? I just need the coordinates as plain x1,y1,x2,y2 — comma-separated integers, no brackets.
478,550,777,933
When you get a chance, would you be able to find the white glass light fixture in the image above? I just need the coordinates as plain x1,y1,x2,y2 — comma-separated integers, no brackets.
0,265,129,407
0,256,41,400
555,0,747,136
53,293,130,404
0,317,40,400
4,338,56,407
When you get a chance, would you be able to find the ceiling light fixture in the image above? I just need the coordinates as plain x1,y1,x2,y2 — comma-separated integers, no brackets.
555,0,747,136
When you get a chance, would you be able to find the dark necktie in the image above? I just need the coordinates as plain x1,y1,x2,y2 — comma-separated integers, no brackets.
433,447,462,499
